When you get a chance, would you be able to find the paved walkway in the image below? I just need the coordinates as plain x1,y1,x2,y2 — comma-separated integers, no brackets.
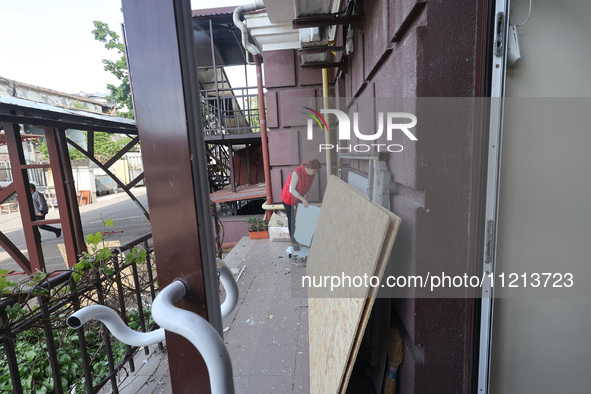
0,188,150,274
111,237,309,394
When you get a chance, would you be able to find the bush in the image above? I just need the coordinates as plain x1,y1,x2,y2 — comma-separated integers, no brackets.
0,308,151,393
0,219,153,393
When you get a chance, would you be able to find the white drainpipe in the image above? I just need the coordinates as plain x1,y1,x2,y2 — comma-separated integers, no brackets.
234,1,276,220
232,0,265,56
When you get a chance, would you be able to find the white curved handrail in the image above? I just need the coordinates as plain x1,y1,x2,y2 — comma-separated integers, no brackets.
152,280,235,394
67,305,165,347
66,260,239,393
217,258,238,318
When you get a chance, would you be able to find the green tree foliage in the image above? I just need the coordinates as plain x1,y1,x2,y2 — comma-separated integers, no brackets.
35,139,86,162
247,96,261,130
91,132,132,164
91,21,134,119
35,132,132,164
35,139,48,159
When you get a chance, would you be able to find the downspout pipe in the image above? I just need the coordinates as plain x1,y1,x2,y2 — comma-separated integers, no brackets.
262,202,284,211
234,1,274,220
232,1,264,56
67,262,238,330
67,261,239,394
254,53,273,220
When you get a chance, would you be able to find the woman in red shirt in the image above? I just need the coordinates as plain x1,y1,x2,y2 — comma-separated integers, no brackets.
281,159,321,251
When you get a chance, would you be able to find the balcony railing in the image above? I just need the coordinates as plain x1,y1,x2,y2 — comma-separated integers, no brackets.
200,88,261,138
0,233,157,393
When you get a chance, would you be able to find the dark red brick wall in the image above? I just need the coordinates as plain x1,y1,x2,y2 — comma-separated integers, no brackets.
262,49,332,204
262,0,483,391
334,1,480,392
337,0,477,393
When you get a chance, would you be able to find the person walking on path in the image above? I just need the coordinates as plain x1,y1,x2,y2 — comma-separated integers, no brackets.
280,159,320,251
30,183,61,239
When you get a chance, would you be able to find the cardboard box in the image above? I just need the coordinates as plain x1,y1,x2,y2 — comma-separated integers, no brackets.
269,226,290,242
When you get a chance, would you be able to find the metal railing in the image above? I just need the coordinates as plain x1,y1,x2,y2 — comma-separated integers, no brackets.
200,88,261,137
0,233,157,393
69,259,239,394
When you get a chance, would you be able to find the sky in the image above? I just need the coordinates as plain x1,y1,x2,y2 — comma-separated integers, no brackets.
0,0,253,95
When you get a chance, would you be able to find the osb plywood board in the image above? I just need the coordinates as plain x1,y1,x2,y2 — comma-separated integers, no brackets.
341,209,400,393
308,176,401,394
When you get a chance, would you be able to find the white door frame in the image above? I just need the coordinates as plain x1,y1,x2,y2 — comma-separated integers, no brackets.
477,0,511,392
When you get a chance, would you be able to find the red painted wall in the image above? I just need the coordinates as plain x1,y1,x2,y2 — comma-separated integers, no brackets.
336,1,481,392
263,49,333,204
262,0,484,392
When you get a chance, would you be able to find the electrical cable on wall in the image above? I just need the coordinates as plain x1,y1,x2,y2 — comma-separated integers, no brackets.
507,0,533,65
514,0,533,27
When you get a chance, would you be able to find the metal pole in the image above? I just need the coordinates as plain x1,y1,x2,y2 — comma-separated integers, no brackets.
254,54,273,219
322,68,332,176
228,143,236,193
210,19,223,138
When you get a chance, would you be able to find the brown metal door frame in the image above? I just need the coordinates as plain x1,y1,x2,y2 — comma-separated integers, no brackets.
121,0,222,392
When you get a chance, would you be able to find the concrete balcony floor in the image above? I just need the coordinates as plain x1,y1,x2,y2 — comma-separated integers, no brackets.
110,237,310,394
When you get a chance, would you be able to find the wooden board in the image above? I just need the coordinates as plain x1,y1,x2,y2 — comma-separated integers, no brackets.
308,176,401,394
341,203,400,392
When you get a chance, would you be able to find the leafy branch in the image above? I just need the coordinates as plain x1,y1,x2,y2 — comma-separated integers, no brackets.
91,21,134,119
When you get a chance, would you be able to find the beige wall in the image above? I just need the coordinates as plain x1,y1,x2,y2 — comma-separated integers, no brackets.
491,0,591,392
112,159,130,186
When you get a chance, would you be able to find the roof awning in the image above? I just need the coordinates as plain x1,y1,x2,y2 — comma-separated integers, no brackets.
192,8,249,67
0,95,137,135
